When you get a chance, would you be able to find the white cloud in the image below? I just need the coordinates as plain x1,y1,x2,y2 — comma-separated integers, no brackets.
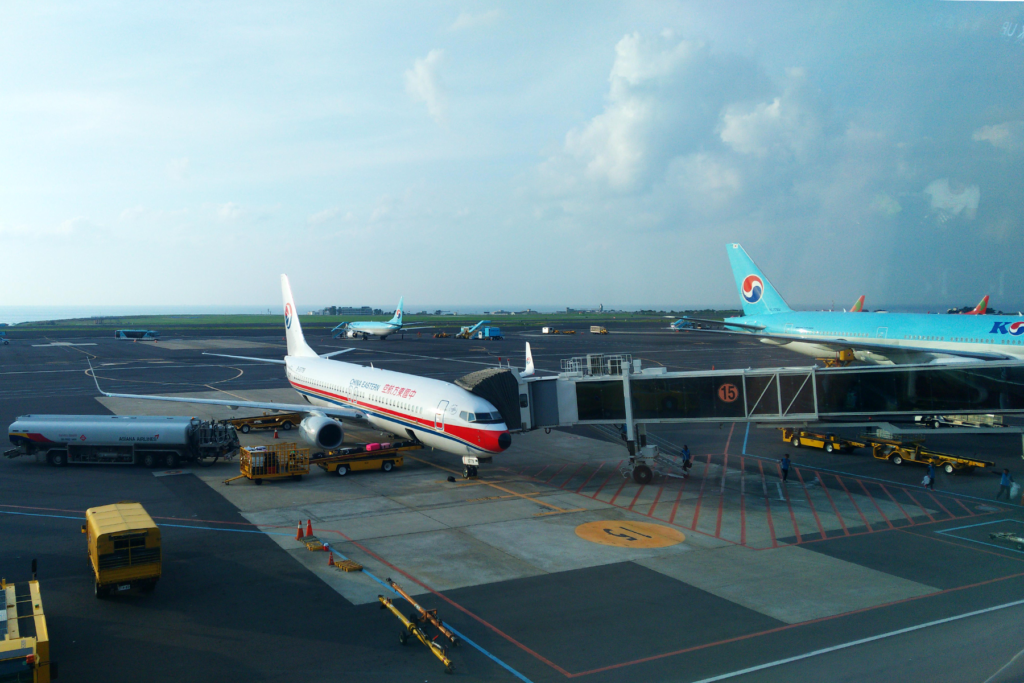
166,157,189,181
0,216,101,237
216,202,243,221
449,10,501,32
666,153,742,208
925,178,980,221
404,49,446,124
718,70,821,158
972,121,1024,151
307,207,353,225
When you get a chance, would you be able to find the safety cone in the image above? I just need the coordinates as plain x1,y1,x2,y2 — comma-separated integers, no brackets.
327,551,335,566
274,429,279,439
295,522,304,541
306,519,313,537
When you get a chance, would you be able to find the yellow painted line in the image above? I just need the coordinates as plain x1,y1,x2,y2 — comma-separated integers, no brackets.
575,520,686,548
409,454,571,512
534,508,587,517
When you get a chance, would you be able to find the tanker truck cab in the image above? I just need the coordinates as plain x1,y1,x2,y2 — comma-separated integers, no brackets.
84,502,161,598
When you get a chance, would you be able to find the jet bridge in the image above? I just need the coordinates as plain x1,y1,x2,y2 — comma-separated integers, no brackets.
508,354,1024,462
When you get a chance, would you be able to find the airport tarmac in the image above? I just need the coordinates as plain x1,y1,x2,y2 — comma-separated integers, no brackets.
3,325,1024,682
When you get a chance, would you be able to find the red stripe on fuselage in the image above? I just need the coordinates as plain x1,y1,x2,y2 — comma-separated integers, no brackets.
290,381,508,454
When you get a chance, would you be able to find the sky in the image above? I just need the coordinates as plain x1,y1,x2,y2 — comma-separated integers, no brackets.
2,1,1024,311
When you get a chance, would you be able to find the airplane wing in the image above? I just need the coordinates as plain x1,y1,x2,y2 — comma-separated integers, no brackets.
400,326,435,331
88,360,364,419
671,316,766,331
671,327,1015,361
203,353,286,365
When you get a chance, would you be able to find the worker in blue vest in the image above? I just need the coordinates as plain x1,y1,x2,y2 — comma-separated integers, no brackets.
926,463,936,490
680,444,692,469
780,454,791,483
995,469,1014,501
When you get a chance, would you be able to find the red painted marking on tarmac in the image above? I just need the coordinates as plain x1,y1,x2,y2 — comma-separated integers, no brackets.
858,480,895,529
816,472,849,536
558,463,586,490
715,453,728,538
646,481,666,517
668,472,689,525
778,462,802,544
545,462,569,485
952,496,976,516
897,527,1024,563
533,464,551,479
795,467,826,539
690,454,713,530
903,488,935,523
723,423,735,455
879,483,915,524
757,460,777,549
607,476,630,507
739,456,746,546
627,483,647,511
835,475,871,532
575,461,605,493
589,466,617,500
564,569,1024,678
925,492,954,520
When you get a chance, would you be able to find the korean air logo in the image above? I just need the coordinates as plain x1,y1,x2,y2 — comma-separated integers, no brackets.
742,275,764,304
284,303,293,330
990,321,1024,336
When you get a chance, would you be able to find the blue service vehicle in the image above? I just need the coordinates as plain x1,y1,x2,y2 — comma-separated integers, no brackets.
0,331,7,346
476,327,503,341
115,330,159,340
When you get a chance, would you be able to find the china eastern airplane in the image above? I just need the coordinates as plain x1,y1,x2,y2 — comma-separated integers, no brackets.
92,276,517,458
330,297,432,340
673,244,1024,365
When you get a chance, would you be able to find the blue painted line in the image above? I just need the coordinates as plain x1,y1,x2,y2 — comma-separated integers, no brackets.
355,564,536,682
0,510,292,536
937,519,1022,534
3,511,533,680
742,423,750,455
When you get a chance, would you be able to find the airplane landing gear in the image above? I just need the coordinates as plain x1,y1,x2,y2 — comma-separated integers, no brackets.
462,456,479,479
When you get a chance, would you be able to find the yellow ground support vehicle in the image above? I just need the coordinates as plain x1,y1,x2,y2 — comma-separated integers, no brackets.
866,437,993,474
780,428,865,453
590,326,608,334
1,568,55,682
314,442,421,476
84,502,161,598
224,443,310,485
816,349,855,367
221,411,304,434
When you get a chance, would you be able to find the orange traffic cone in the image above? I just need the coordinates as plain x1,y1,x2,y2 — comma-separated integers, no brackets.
295,522,304,541
327,551,335,566
306,519,313,537
274,429,279,439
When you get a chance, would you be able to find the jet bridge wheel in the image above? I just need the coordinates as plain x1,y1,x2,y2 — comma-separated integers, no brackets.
633,465,653,485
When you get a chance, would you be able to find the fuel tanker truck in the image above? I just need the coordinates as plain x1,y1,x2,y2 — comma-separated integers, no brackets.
5,415,239,468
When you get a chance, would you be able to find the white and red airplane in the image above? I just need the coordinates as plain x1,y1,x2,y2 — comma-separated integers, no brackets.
94,276,517,459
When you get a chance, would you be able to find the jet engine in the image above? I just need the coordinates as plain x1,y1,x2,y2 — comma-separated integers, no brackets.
299,414,344,450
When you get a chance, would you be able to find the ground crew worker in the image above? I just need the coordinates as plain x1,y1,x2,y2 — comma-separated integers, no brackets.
926,463,936,490
780,454,791,483
681,444,691,468
995,468,1014,501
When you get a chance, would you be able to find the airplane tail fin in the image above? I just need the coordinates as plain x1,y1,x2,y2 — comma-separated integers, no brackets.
850,295,865,313
521,342,535,377
281,275,318,358
967,295,989,315
726,244,792,316
388,297,404,326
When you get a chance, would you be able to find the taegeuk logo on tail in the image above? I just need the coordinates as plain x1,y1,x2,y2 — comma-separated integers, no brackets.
742,275,764,304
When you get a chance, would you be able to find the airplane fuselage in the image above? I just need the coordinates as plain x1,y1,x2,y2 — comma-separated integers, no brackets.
726,311,1024,364
284,355,512,456
344,321,402,338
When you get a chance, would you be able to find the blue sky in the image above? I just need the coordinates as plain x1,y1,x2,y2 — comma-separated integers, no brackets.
2,2,1023,310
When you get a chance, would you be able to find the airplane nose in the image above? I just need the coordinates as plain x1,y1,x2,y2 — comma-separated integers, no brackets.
498,432,512,451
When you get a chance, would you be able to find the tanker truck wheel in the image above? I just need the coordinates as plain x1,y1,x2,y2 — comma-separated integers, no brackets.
165,453,179,469
142,452,158,469
47,450,68,467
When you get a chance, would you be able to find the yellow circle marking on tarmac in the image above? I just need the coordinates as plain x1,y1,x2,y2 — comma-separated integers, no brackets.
575,520,686,549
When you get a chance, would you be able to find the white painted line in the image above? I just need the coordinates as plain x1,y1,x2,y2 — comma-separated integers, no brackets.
688,599,1024,683
776,483,784,501
152,469,193,478
31,342,97,347
937,518,1022,533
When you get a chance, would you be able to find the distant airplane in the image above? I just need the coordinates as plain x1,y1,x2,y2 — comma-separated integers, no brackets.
960,295,989,315
672,244,1024,365
331,297,432,340
94,277,512,459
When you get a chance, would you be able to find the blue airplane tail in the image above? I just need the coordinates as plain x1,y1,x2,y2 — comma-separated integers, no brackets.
726,244,792,316
387,297,404,325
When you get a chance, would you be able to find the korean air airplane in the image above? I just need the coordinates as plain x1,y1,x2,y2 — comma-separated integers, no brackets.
331,297,432,340
94,276,515,460
675,244,1024,365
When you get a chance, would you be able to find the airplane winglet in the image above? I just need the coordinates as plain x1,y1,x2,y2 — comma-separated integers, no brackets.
521,342,535,377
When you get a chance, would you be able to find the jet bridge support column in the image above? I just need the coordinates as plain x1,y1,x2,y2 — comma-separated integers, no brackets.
623,363,635,456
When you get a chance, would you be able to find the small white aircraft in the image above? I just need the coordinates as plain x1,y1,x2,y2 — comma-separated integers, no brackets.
93,277,514,458
330,297,432,340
